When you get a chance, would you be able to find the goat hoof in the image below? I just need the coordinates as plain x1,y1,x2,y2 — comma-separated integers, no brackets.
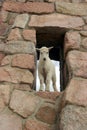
39,88,43,91
39,88,43,90
45,89,49,91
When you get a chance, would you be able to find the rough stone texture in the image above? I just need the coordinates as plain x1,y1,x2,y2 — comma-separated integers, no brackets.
1,1,87,130
80,31,87,36
3,1,54,14
22,29,36,43
73,26,83,31
0,85,11,112
83,25,87,30
0,84,11,105
12,14,29,28
13,84,32,91
26,0,44,1
0,43,5,52
24,2,54,14
1,55,12,66
64,31,81,54
82,38,87,49
66,50,87,78
10,90,40,118
18,0,26,2
0,41,35,54
71,0,86,3
1,9,8,22
0,23,8,36
29,14,84,29
5,0,16,1
0,67,34,84
55,92,64,113
7,28,22,41
36,105,56,124
36,92,60,101
0,98,5,112
49,0,70,2
0,53,5,64
0,1,2,7
83,16,87,23
8,12,17,25
56,2,87,16
64,78,87,107
0,112,22,130
24,119,51,130
12,54,35,70
59,105,87,130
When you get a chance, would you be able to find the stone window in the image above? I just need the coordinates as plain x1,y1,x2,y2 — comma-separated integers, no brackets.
35,28,68,91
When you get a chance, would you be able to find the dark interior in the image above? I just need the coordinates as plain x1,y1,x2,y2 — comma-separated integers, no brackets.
36,27,67,91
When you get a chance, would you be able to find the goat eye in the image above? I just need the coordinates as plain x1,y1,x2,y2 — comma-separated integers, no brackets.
40,52,42,55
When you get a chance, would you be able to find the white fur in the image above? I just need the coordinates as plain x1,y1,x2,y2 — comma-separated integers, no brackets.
37,47,57,91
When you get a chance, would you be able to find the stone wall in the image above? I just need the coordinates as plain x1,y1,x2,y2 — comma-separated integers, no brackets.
0,0,87,130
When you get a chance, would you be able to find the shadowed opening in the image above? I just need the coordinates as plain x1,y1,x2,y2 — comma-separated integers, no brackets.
35,27,68,91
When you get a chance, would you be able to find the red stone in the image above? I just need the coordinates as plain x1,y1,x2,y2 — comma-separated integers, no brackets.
1,55,11,66
12,54,35,70
3,1,54,14
10,90,40,118
7,28,22,41
64,78,87,107
3,1,22,13
0,67,34,84
29,14,84,29
22,29,36,43
0,112,22,130
66,50,87,78
25,119,51,130
64,31,81,55
24,2,54,14
36,91,60,101
36,105,56,124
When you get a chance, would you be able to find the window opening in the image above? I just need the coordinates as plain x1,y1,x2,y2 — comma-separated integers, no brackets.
36,28,66,92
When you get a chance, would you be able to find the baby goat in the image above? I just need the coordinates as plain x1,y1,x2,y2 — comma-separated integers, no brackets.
36,46,57,91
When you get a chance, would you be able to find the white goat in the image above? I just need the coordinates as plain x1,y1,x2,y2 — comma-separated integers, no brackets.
36,46,57,91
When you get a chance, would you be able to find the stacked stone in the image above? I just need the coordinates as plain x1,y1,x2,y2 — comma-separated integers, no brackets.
0,1,60,130
0,0,87,130
57,30,87,129
0,89,59,130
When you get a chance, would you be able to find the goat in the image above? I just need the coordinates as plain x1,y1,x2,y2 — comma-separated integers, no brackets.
36,46,57,91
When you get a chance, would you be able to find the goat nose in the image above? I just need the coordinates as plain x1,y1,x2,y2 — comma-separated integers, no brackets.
43,58,46,61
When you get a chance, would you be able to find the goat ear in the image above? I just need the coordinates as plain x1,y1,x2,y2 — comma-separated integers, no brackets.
36,48,40,51
48,46,53,50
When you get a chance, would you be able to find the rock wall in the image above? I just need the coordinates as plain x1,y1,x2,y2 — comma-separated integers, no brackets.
0,0,87,130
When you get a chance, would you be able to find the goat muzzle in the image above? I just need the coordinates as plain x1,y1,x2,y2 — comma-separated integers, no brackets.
43,58,46,61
